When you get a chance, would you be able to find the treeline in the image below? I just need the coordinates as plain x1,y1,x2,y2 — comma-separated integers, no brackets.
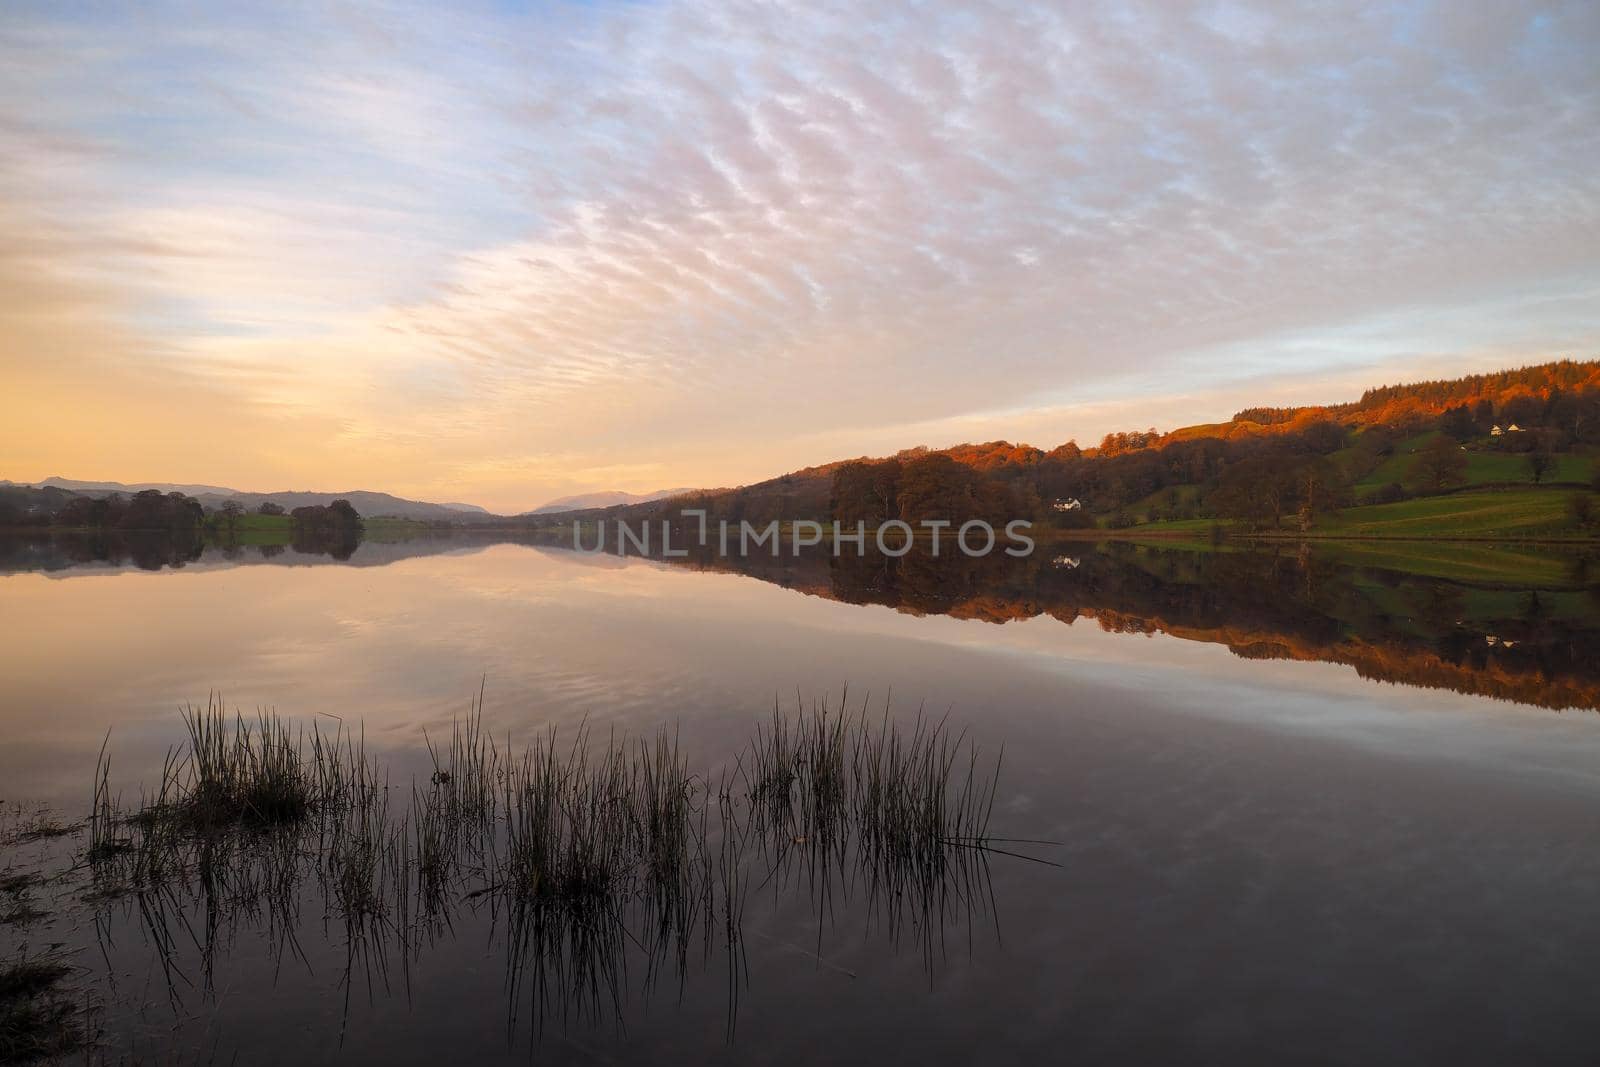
0,486,227,531
831,453,1027,527
0,485,85,528
0,486,369,554
51,489,205,532
553,447,1043,535
1353,360,1600,418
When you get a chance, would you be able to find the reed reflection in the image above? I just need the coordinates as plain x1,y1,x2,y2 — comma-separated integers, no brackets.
77,692,1035,1051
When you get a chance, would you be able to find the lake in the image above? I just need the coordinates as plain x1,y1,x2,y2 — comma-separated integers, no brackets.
3,532,1600,1064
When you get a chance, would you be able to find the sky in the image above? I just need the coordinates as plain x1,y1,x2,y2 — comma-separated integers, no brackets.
2,0,1598,513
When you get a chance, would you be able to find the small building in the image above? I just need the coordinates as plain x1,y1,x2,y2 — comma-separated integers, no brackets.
1051,498,1082,512
1490,425,1503,436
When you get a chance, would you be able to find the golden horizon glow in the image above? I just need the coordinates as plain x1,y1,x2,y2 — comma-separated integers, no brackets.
4,2,1598,513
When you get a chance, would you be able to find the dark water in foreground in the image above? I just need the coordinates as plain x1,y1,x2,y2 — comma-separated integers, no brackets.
3,532,1600,1064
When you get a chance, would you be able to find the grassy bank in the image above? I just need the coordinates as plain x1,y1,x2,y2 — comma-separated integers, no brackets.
1090,487,1599,544
1292,487,1589,540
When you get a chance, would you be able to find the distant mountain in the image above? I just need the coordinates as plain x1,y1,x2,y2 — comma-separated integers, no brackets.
3,478,500,523
528,488,696,515
185,491,501,522
35,476,243,497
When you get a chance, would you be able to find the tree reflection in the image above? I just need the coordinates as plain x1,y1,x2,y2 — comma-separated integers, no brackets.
657,540,1600,711
4,528,1598,710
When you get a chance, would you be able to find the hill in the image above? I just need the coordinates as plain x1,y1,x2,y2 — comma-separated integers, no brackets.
528,488,698,515
526,359,1600,542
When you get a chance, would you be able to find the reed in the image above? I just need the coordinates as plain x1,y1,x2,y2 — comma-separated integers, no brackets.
87,732,125,863
79,690,1044,1038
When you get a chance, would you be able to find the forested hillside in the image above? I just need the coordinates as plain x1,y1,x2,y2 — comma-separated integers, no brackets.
543,359,1600,538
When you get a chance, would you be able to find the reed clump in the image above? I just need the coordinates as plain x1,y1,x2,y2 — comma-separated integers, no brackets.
747,695,998,858
88,696,325,871
79,690,1046,1035
179,698,317,829
0,953,82,1064
89,693,1014,907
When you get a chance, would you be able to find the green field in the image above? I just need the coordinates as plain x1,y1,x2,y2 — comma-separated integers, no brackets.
213,512,431,545
362,517,433,541
1099,485,1599,547
1106,484,1205,525
1307,487,1587,539
1350,430,1442,488
227,513,291,533
1354,431,1593,491
1088,516,1220,536
1093,438,1595,538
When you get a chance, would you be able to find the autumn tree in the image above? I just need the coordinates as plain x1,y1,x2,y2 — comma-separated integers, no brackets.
1440,404,1477,440
1410,435,1466,491
1295,420,1346,454
895,454,1018,527
1212,458,1296,529
896,454,976,526
830,460,902,525
1498,391,1542,427
1209,483,1261,529
1293,457,1342,529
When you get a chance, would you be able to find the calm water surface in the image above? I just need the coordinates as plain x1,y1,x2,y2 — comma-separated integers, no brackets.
3,536,1600,1064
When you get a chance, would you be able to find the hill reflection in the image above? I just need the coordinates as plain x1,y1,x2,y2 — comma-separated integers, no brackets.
5,530,1598,711
656,540,1600,712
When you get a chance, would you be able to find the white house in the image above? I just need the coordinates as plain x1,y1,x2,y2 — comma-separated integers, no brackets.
1051,498,1082,512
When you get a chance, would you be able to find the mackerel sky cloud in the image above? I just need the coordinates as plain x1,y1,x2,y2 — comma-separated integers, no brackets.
3,0,1598,511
